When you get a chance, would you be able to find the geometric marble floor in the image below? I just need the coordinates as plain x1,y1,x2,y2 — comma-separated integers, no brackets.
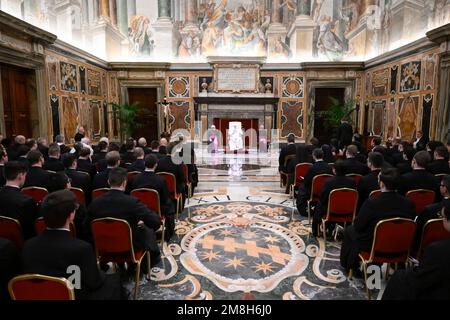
136,150,378,300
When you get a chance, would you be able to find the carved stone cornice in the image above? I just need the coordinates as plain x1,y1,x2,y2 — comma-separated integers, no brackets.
426,23,450,47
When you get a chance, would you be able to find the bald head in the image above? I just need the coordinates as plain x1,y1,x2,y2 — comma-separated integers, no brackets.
15,135,26,145
138,137,147,147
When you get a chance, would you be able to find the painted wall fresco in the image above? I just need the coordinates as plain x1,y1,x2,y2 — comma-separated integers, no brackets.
362,47,441,141
3,0,450,62
45,49,118,143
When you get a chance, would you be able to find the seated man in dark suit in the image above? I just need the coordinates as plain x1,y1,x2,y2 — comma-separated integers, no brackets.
87,167,161,266
23,150,54,191
0,147,7,187
63,153,92,205
149,140,164,159
156,142,186,196
137,137,151,155
37,137,49,161
279,134,297,186
357,152,384,209
296,148,333,217
0,238,22,300
337,118,353,149
382,202,450,300
399,150,440,199
312,160,356,236
7,135,26,161
22,190,123,300
92,151,120,190
340,168,416,271
0,161,38,239
120,139,136,165
159,138,168,156
131,155,176,240
43,143,65,172
91,140,108,166
77,147,96,178
342,145,370,176
128,147,145,173
17,145,30,168
396,145,415,174
427,146,450,175
55,134,71,155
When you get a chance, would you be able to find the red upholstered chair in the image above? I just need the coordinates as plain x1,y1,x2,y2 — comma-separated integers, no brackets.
131,188,166,243
355,218,416,300
346,174,362,186
91,218,150,300
92,188,110,200
290,163,312,200
9,274,75,300
416,218,450,260
307,174,333,223
69,187,86,206
0,216,24,250
181,163,193,201
320,188,358,246
406,189,436,216
35,217,76,237
280,154,295,188
369,189,382,199
22,187,49,204
127,171,140,184
157,172,183,222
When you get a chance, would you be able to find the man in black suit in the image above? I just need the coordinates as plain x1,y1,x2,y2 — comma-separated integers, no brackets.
413,130,429,151
337,118,353,149
427,146,450,175
0,161,38,239
149,140,164,159
0,238,21,300
0,147,7,187
74,126,85,143
63,153,92,204
279,134,296,179
43,143,65,172
55,135,71,155
131,154,176,240
357,152,384,209
399,150,440,199
128,147,145,172
37,137,49,160
87,168,162,267
396,145,414,174
340,168,416,271
23,150,54,191
121,139,136,165
382,202,450,300
22,190,123,300
312,160,356,236
137,137,151,155
92,140,108,166
342,145,370,175
296,148,333,217
77,147,96,178
159,138,168,156
156,142,186,195
16,145,30,168
92,151,120,190
7,135,26,161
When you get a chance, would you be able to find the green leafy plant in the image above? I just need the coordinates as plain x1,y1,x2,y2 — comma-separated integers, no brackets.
325,97,357,128
110,102,147,140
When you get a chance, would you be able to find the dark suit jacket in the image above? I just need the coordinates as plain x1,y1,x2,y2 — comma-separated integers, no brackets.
416,136,429,151
0,186,38,239
22,229,120,300
17,157,30,168
399,170,440,199
354,192,416,250
156,156,185,194
279,143,296,172
0,164,5,187
337,122,353,147
7,144,20,161
92,151,107,165
66,169,92,203
74,133,84,142
357,170,381,208
131,171,175,217
304,161,333,193
159,146,167,156
23,166,54,191
427,159,450,175
120,152,136,165
149,151,164,160
77,159,97,178
396,160,412,175
43,157,65,172
342,157,370,175
128,159,145,173
319,176,356,214
58,144,72,155
0,238,21,300
86,190,161,249
92,168,111,190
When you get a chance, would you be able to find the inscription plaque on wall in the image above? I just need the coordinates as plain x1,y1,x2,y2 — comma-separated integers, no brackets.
214,64,259,93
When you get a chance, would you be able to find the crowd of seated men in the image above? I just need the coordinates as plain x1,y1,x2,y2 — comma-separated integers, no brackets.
0,131,198,300
279,130,450,299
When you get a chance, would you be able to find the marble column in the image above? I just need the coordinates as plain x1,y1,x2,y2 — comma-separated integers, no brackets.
158,0,171,19
288,0,314,58
116,0,128,35
127,0,136,24
153,0,175,58
267,0,287,58
109,0,117,25
100,0,109,18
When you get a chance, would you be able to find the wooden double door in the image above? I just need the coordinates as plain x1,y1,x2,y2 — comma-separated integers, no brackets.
1,64,33,139
128,88,159,142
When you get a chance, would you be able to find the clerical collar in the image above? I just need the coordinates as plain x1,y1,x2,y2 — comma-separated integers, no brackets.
46,227,70,232
5,184,20,189
145,169,155,172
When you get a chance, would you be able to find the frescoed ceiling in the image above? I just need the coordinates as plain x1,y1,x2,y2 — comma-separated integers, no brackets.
0,0,449,62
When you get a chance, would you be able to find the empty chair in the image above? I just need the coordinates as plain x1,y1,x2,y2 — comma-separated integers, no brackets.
406,189,436,216
91,218,150,300
9,274,75,300
0,216,23,250
21,187,49,204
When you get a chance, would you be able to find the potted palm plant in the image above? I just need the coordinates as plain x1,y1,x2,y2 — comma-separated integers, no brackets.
325,97,357,135
110,101,145,141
